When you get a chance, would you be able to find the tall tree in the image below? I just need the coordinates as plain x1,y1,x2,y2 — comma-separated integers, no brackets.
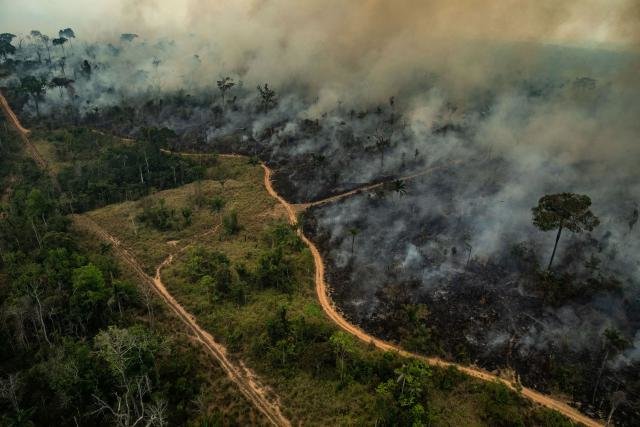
591,329,629,405
50,77,74,97
532,193,600,270
0,33,16,59
257,83,277,113
39,34,52,65
20,75,47,116
217,77,235,106
52,37,67,55
348,227,359,254
374,130,391,169
58,28,75,47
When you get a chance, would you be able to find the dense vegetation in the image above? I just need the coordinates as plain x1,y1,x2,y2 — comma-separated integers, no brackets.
38,127,206,212
0,123,260,426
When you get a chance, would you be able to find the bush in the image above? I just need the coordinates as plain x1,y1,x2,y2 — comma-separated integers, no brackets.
222,211,240,235
137,198,178,231
255,246,294,292
210,196,226,213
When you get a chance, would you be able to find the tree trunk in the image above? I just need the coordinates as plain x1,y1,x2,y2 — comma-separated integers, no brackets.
32,290,52,346
31,219,42,248
606,402,618,426
548,225,563,270
351,235,355,254
592,348,609,404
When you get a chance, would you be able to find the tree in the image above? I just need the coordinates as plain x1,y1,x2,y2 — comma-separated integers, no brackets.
39,34,52,64
0,33,16,59
348,227,359,254
255,246,293,292
58,28,75,47
391,179,407,197
329,331,355,382
181,207,193,226
0,33,16,43
591,328,629,405
376,360,432,426
71,264,111,329
217,77,235,106
257,84,277,113
93,326,163,427
374,130,391,169
20,75,47,116
49,76,74,97
532,193,600,270
52,37,67,54
120,33,139,42
606,391,626,426
81,59,92,77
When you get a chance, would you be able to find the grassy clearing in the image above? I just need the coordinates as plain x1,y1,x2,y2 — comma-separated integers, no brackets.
72,223,269,426
84,155,273,272
84,155,575,426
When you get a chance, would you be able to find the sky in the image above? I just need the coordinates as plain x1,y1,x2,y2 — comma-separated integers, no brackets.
1,0,638,51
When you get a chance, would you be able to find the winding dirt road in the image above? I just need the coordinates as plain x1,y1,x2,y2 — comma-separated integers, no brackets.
261,169,602,427
72,215,291,427
0,92,602,426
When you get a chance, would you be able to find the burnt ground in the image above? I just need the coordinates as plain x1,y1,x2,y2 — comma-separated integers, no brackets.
302,186,640,426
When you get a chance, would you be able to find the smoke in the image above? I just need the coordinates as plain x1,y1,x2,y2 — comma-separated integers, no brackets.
3,1,639,99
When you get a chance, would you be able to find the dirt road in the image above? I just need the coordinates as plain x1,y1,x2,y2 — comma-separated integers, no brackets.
0,91,61,192
261,166,603,427
72,215,291,427
305,161,463,209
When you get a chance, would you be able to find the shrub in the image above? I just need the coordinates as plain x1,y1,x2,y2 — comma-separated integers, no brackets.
222,210,240,235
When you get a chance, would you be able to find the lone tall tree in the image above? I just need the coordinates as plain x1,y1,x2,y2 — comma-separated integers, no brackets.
217,77,235,106
532,193,600,270
58,28,75,47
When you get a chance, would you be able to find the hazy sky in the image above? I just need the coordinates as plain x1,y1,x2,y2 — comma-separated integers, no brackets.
1,0,638,51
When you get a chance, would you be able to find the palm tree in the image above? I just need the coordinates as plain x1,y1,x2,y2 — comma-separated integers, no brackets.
374,130,391,169
348,227,359,254
217,77,235,106
392,179,407,197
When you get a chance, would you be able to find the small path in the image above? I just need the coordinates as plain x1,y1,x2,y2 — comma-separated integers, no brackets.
0,91,60,190
72,215,291,427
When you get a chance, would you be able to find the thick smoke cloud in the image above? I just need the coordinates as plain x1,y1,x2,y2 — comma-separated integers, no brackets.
3,0,639,99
